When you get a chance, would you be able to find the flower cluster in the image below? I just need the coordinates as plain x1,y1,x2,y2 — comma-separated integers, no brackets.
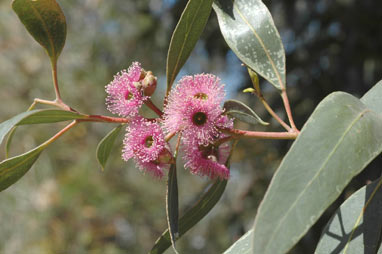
105,62,233,179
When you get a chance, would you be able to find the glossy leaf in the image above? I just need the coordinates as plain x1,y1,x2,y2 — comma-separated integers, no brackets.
96,125,123,171
315,177,382,254
224,99,268,126
0,143,45,192
223,229,254,254
361,79,382,114
166,0,214,93
12,0,67,62
252,92,382,254
150,179,227,254
166,164,179,252
213,0,285,90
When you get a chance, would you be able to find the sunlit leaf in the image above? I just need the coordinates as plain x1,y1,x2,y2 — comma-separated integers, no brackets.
252,92,382,254
213,0,285,90
315,177,382,254
96,125,123,171
12,0,67,63
223,229,254,254
361,79,382,114
224,99,268,126
166,0,214,93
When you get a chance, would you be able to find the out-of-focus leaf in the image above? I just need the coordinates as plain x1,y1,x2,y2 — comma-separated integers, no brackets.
224,99,268,126
150,179,227,254
213,0,285,90
12,0,67,63
166,164,179,252
166,0,214,93
223,229,254,254
361,80,382,114
0,143,45,192
96,125,123,171
315,177,382,254
252,92,382,254
17,110,86,125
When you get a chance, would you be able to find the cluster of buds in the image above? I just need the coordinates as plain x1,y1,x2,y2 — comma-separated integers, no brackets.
105,62,233,179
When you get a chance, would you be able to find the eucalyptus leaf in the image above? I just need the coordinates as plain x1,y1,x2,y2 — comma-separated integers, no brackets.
315,177,382,254
223,229,254,254
361,80,382,114
252,92,382,254
224,99,268,126
12,0,67,63
2,110,86,157
166,164,179,253
96,125,123,171
166,0,214,92
213,0,285,90
17,110,86,125
0,143,45,192
150,179,227,254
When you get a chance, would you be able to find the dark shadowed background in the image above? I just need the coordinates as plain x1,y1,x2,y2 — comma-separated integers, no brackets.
0,0,381,253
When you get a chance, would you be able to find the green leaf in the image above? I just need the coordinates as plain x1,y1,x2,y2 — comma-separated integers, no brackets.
12,0,67,63
96,125,123,171
166,0,214,93
150,179,227,254
166,164,179,253
17,110,87,125
0,143,45,192
223,229,254,254
252,92,382,254
213,0,285,90
315,177,382,254
224,99,269,126
361,80,382,114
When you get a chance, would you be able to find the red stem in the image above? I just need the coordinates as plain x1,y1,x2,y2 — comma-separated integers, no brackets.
224,128,298,140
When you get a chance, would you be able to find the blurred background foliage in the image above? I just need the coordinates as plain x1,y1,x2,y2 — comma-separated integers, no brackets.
0,0,381,253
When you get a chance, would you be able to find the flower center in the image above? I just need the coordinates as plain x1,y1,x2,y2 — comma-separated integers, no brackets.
194,93,208,100
125,91,133,100
192,112,207,126
144,136,154,148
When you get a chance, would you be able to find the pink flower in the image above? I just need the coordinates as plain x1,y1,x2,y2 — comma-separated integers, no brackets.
182,132,231,180
122,118,170,178
163,74,227,145
105,62,147,117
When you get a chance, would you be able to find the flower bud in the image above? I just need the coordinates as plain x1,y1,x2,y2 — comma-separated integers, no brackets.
142,71,157,96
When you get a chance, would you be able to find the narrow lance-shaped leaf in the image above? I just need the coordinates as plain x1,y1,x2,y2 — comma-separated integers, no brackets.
361,79,382,114
166,0,214,93
12,0,67,63
150,179,227,254
3,110,86,157
213,0,286,90
224,99,269,126
0,144,45,192
166,164,179,253
315,177,382,254
96,125,123,171
252,92,382,254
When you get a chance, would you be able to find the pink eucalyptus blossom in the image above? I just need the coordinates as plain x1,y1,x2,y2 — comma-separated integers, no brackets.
182,132,231,180
163,74,227,145
122,118,170,178
105,62,147,117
